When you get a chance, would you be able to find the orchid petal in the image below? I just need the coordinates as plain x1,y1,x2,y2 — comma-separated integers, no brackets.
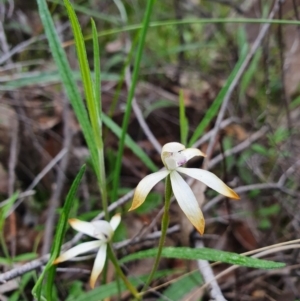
69,218,113,241
90,243,107,288
53,241,102,264
170,171,205,234
177,167,240,199
109,213,121,232
129,170,170,211
181,148,206,161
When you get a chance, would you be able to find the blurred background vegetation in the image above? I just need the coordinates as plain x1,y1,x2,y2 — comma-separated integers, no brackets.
1,0,300,300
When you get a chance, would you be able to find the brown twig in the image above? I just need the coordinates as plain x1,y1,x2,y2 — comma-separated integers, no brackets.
124,41,162,154
195,240,227,301
41,100,73,255
277,0,292,135
9,148,68,215
208,126,268,169
203,0,282,168
7,108,19,257
196,1,282,300
0,183,173,283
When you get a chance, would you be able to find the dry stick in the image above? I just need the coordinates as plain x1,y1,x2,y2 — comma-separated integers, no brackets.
204,182,299,213
0,191,35,207
204,2,281,164
0,21,69,66
7,109,19,257
0,15,12,64
192,117,240,149
196,240,227,301
208,125,268,169
41,101,73,255
124,41,162,154
196,1,282,300
277,1,292,136
113,0,162,154
0,185,174,283
114,224,180,250
9,148,68,215
204,132,300,212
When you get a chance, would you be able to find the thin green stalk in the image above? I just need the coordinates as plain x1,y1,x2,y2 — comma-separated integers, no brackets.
107,244,140,300
62,18,300,48
91,19,109,220
111,0,155,202
142,175,172,292
65,0,109,220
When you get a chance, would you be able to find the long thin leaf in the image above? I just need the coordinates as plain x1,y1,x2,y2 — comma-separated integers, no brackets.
70,270,173,301
63,0,101,149
111,0,156,202
120,247,285,270
36,0,98,180
102,114,158,172
61,18,300,49
32,165,86,300
179,89,188,145
63,1,109,218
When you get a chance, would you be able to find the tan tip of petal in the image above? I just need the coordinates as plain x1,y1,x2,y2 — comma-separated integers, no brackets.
90,276,96,289
128,200,139,211
228,188,240,200
128,191,145,211
193,216,205,235
68,218,78,225
52,257,61,265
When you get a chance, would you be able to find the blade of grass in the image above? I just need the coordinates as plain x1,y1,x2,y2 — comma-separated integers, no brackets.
111,0,155,202
120,247,285,270
62,18,300,48
64,0,109,218
179,89,188,145
36,0,98,181
32,165,86,300
188,44,248,147
92,19,102,130
48,0,121,25
102,114,158,172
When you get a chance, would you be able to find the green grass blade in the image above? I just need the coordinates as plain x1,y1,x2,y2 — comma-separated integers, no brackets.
32,165,86,300
48,0,121,25
36,0,98,179
102,114,158,172
120,247,285,270
158,270,202,301
63,0,101,148
111,0,156,202
179,89,188,145
61,18,300,49
63,1,109,219
0,70,119,90
92,19,102,129
69,270,173,301
188,44,248,147
240,49,262,98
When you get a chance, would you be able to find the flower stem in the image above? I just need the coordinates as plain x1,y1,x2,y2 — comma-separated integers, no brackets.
142,174,172,292
108,243,140,299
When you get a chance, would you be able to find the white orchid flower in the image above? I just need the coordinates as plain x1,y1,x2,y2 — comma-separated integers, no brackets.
129,142,239,234
53,214,121,288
